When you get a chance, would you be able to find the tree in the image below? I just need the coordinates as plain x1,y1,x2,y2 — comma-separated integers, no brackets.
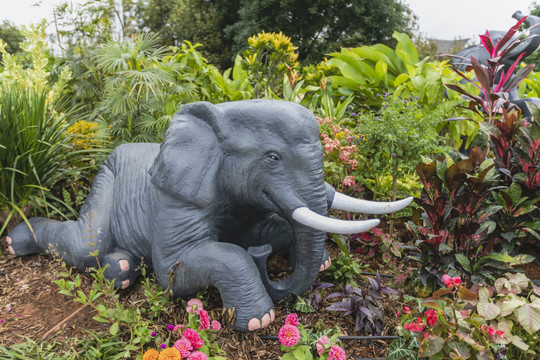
135,0,415,68
0,20,24,61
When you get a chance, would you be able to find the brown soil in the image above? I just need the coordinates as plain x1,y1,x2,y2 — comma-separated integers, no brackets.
1,236,539,360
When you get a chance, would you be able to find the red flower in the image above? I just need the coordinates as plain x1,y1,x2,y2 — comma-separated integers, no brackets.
198,310,210,330
284,313,299,327
182,328,204,349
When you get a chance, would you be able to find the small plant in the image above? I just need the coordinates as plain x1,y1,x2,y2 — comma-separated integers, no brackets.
394,273,540,359
293,280,335,313
325,251,369,287
241,31,299,97
326,273,398,334
141,299,226,360
278,313,346,360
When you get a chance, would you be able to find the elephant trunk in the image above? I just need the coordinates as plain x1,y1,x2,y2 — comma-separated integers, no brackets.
249,181,329,301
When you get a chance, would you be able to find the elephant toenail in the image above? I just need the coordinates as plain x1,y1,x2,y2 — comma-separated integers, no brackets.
121,280,130,289
119,259,129,272
261,314,271,328
6,236,12,245
8,246,15,255
248,318,261,331
319,264,325,272
270,309,275,322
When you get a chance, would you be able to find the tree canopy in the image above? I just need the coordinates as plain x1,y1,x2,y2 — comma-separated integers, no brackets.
136,0,415,69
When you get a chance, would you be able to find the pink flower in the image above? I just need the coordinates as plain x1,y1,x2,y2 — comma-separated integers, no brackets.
497,330,505,338
211,320,221,331
198,309,210,330
167,324,175,331
316,336,330,356
182,328,204,349
425,309,438,326
284,313,299,326
187,299,203,314
342,175,356,188
441,274,462,288
487,326,496,336
187,351,208,360
403,317,424,333
174,338,193,358
460,310,470,318
404,306,410,312
328,345,346,360
278,324,301,347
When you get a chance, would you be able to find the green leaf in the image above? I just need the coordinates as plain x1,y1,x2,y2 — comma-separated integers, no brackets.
514,297,540,335
447,340,471,359
455,253,472,273
387,337,418,360
110,322,119,336
419,336,444,357
281,353,296,360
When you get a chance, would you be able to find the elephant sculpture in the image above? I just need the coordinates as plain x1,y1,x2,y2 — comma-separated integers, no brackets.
6,100,412,331
453,11,540,118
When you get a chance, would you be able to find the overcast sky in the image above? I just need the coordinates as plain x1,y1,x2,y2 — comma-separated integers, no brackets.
0,0,538,42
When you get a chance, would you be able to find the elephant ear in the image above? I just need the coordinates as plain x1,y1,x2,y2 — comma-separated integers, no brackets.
149,101,225,207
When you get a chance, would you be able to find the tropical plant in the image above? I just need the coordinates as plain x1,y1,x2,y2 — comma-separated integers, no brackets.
326,274,398,334
0,84,85,236
326,32,419,106
394,273,540,359
91,33,191,144
241,31,299,97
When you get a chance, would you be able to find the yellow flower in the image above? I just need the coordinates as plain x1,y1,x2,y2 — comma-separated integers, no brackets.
142,349,160,360
157,348,181,360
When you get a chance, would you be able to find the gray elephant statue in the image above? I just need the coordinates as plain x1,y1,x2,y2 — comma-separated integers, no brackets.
6,100,412,331
453,11,540,118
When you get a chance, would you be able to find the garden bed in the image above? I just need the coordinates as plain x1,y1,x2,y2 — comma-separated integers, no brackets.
0,236,404,359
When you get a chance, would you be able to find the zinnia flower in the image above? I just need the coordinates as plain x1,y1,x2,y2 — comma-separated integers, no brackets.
182,328,204,349
284,313,299,326
157,347,181,360
316,336,330,356
174,338,193,358
211,320,221,330
173,324,185,333
187,351,209,360
328,345,346,360
278,324,301,347
143,349,160,360
199,309,210,330
186,299,203,314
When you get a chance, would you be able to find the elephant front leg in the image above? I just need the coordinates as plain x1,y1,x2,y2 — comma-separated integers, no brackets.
155,242,275,331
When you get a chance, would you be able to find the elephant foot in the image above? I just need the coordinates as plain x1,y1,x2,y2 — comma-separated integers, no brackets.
319,248,331,272
248,309,275,331
319,257,331,272
103,251,138,289
6,218,47,256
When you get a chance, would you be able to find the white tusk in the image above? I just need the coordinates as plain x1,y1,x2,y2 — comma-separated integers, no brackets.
292,207,380,234
331,193,413,214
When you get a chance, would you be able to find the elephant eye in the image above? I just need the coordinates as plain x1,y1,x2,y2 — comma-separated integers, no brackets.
265,152,281,165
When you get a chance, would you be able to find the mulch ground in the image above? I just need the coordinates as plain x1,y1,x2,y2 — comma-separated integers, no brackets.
1,234,539,359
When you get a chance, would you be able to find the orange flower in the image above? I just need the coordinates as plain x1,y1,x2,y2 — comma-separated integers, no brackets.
143,349,160,360
158,347,181,360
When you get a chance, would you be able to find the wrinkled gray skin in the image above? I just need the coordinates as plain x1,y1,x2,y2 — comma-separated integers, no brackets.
454,11,540,118
7,100,341,331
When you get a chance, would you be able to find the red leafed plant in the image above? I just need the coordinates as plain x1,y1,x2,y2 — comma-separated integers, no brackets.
445,16,535,123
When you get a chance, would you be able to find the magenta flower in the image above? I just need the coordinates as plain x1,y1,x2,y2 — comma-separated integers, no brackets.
328,345,346,360
160,343,166,349
187,351,208,360
187,298,204,314
167,324,175,331
174,338,193,358
198,309,210,330
442,274,462,288
151,331,156,337
182,328,204,349
278,324,301,347
316,336,330,356
284,313,299,327
211,320,221,331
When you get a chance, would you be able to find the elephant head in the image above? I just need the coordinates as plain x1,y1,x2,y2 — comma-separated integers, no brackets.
149,100,411,304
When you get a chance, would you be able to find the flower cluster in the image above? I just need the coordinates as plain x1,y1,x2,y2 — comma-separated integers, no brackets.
278,313,346,359
142,299,222,360
482,325,504,338
403,317,424,333
441,274,462,288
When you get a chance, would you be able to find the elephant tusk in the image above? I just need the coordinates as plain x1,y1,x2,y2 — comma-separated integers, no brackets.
292,207,379,234
330,193,413,215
